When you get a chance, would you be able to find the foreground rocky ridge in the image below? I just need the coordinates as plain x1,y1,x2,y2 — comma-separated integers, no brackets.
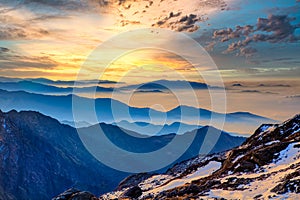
97,114,300,199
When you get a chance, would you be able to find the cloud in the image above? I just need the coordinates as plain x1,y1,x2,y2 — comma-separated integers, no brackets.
149,10,202,32
0,11,50,40
213,25,255,42
224,37,252,53
213,14,300,57
205,41,216,51
235,68,261,74
0,69,76,79
255,15,298,42
1,0,108,13
239,47,257,57
154,13,202,32
108,0,227,32
0,26,27,40
28,15,70,22
0,26,49,40
266,4,300,16
0,0,110,42
0,47,42,70
261,57,294,63
0,49,58,70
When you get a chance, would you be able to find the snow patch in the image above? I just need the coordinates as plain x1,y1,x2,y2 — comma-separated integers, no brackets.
139,175,172,191
265,140,280,146
233,155,244,163
185,161,221,180
259,125,272,132
152,161,221,192
273,142,300,166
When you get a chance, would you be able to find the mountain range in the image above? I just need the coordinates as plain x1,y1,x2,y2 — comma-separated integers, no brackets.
0,79,220,96
0,77,218,91
119,79,218,91
0,110,245,199
0,78,216,94
0,89,275,134
112,121,202,136
0,81,114,94
0,76,118,86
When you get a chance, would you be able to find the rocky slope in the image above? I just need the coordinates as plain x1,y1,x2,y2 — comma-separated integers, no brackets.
99,114,300,199
0,110,126,200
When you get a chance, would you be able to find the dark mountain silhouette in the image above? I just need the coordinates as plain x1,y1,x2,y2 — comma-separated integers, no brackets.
0,76,118,86
28,78,118,86
0,81,114,94
232,83,243,87
0,110,246,199
119,79,220,91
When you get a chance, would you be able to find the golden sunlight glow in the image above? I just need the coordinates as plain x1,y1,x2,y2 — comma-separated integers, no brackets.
0,0,227,82
97,49,201,83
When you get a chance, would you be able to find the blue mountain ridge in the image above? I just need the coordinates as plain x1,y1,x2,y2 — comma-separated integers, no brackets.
0,89,276,130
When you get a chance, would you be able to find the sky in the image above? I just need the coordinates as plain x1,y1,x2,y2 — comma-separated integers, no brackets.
0,0,299,82
0,0,299,125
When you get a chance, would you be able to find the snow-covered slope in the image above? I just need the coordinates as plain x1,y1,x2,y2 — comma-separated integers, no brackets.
98,114,300,200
